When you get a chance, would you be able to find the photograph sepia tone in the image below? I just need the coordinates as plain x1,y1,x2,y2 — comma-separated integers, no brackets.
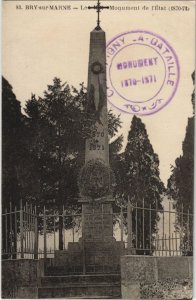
2,0,195,299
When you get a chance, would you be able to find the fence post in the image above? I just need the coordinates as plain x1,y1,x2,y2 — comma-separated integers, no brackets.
180,203,184,255
63,205,65,250
20,200,24,258
187,208,190,253
9,202,13,258
5,208,8,257
142,198,145,252
149,203,152,254
135,202,138,250
82,207,86,275
162,209,165,254
127,196,132,250
120,204,123,247
43,206,47,260
169,201,171,256
34,206,38,259
14,206,17,259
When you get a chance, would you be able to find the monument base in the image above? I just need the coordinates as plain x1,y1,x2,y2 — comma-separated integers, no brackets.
52,239,124,274
81,197,123,272
67,239,123,273
53,197,125,274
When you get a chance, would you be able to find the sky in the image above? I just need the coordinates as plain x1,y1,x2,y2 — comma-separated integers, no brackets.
2,0,195,186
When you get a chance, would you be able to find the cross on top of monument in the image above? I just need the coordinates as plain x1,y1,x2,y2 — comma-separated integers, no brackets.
88,0,109,30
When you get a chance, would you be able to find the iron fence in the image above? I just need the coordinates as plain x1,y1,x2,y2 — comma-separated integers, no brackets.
120,199,193,256
2,199,193,260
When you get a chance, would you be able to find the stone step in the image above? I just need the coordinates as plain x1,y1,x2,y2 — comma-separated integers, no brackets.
45,266,81,276
41,274,121,286
38,284,121,298
45,265,120,276
64,297,114,299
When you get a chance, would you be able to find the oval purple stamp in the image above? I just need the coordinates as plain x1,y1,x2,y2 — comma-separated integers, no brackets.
106,30,180,116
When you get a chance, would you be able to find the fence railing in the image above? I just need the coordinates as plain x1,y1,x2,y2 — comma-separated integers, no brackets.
2,202,38,259
120,199,193,256
2,199,193,260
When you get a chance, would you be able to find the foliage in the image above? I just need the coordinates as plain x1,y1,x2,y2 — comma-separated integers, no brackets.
116,116,165,205
2,76,122,249
108,110,121,139
168,119,194,213
2,76,30,257
114,115,165,253
24,78,122,247
167,71,194,254
24,78,121,210
24,79,88,211
2,76,28,210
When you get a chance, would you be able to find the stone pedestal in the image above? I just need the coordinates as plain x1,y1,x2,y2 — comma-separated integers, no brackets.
51,197,124,274
82,199,113,241
77,197,123,273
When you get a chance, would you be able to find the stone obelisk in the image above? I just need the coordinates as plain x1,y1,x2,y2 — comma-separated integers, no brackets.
78,2,122,273
85,27,109,165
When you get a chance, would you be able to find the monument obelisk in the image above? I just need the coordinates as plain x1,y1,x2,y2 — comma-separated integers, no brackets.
78,1,122,273
85,1,109,165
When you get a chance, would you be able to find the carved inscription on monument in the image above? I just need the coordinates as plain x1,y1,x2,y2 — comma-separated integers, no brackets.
83,203,113,241
89,129,105,151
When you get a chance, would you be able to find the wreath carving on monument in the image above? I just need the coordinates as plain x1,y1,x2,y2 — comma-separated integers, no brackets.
78,159,115,199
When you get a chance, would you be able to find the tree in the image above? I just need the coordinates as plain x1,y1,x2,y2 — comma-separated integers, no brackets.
2,77,35,209
115,115,165,254
2,76,122,253
167,72,194,254
24,78,122,249
24,79,89,248
2,77,31,257
2,77,23,209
